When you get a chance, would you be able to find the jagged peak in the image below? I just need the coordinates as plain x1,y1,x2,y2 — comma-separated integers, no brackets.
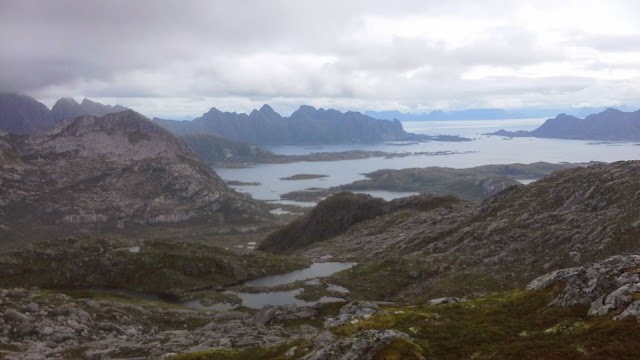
80,98,100,106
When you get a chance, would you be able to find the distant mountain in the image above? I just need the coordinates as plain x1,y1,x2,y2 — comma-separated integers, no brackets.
0,110,268,243
155,104,467,145
0,93,55,134
0,93,130,135
365,105,637,121
366,108,525,121
488,108,640,141
51,97,129,122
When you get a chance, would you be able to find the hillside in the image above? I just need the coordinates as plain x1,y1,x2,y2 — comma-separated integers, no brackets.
0,110,269,245
489,108,640,141
155,104,469,145
0,93,55,134
264,161,640,301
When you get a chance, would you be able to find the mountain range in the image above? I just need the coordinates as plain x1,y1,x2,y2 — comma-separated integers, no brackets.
488,108,640,141
366,105,638,121
154,105,466,145
0,93,129,135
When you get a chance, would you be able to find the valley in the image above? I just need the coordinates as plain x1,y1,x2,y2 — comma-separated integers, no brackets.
1,100,640,359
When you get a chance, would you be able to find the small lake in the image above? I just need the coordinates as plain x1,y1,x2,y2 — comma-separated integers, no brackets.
182,262,356,310
244,262,356,287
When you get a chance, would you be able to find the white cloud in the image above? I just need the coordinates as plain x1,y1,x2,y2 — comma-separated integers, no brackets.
1,0,639,117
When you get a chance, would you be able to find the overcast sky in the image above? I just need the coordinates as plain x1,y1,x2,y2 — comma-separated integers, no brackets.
1,0,640,118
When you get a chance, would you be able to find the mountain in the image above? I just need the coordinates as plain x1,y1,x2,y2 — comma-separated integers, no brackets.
154,104,466,145
51,97,129,122
0,110,269,244
488,108,640,140
365,105,637,121
366,108,525,121
0,93,55,134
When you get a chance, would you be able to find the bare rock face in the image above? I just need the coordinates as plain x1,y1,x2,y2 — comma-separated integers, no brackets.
528,255,640,321
301,329,410,360
0,110,268,241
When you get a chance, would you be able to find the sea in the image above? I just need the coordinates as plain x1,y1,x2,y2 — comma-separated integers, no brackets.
216,118,640,206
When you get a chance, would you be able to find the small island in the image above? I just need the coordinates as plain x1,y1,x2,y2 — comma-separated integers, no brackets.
280,174,329,181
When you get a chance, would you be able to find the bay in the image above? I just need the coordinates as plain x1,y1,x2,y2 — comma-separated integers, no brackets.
216,118,640,205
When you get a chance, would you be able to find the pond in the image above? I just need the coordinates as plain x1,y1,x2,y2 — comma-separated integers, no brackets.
181,262,356,310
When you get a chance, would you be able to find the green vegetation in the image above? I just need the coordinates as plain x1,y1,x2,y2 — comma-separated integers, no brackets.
168,339,313,360
259,192,387,253
0,237,308,298
334,287,640,359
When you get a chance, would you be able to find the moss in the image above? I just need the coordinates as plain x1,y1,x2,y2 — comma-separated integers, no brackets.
327,287,640,359
168,339,312,360
372,338,426,360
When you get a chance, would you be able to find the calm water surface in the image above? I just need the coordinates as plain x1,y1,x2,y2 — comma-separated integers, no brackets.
217,118,640,205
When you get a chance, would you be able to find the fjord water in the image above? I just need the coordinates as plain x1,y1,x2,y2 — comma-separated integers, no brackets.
217,118,640,204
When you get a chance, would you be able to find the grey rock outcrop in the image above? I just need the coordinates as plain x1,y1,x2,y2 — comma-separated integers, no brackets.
323,301,380,328
253,304,318,326
528,255,640,321
302,329,410,360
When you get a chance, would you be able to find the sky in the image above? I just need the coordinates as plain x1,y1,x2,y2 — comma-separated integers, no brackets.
1,0,640,119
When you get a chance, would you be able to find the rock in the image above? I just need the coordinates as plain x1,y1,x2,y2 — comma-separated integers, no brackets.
4,308,30,323
324,301,380,329
38,326,54,336
301,329,410,360
428,297,463,305
83,300,101,310
25,303,39,313
84,349,114,360
614,300,640,321
252,305,317,326
589,283,640,316
13,323,37,337
212,311,250,321
527,255,640,307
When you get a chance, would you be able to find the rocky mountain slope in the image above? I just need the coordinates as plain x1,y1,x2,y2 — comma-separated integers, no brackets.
0,94,56,135
155,104,469,145
489,108,640,141
0,110,269,245
264,161,640,301
51,97,129,122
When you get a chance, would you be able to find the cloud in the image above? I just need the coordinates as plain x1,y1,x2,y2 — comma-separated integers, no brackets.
1,0,639,117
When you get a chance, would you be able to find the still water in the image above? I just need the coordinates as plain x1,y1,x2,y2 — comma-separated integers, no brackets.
217,118,640,205
183,262,356,310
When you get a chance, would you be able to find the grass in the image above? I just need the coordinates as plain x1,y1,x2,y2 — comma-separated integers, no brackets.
168,339,313,360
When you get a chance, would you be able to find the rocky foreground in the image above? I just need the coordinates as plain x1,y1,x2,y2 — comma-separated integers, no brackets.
3,255,640,359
